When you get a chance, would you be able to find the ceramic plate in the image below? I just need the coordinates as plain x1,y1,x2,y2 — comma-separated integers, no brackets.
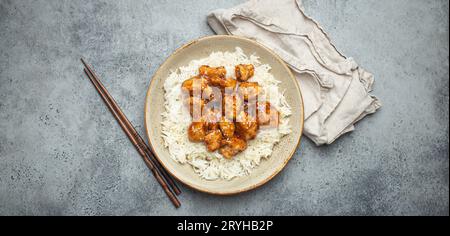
144,35,304,195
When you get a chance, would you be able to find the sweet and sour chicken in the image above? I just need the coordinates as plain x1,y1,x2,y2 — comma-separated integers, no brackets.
257,101,280,127
183,64,279,159
188,121,206,142
219,136,247,159
204,130,223,152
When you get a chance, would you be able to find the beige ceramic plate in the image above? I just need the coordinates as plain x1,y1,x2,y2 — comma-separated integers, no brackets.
144,35,304,195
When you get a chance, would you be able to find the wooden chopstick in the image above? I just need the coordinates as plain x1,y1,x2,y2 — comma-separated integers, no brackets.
81,62,180,208
81,59,181,196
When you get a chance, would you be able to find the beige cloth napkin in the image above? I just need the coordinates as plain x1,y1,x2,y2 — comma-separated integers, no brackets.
207,0,381,145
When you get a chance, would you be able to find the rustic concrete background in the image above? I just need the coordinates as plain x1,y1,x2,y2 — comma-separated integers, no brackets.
0,0,448,215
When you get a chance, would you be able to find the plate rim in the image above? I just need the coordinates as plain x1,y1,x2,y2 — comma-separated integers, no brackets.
144,35,304,195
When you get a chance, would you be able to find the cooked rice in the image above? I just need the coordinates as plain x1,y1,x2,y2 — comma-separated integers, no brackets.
161,47,291,180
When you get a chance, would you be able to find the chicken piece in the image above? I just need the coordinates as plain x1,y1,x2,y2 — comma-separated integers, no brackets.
235,111,259,140
183,96,205,119
202,86,215,102
223,94,243,121
221,77,237,88
238,82,261,101
203,108,221,131
204,130,223,152
199,65,236,88
181,76,210,95
188,122,206,142
199,65,226,79
235,64,255,82
208,76,237,89
219,137,247,159
257,102,280,127
208,76,223,87
202,86,223,108
243,100,258,118
219,117,235,138
207,123,219,131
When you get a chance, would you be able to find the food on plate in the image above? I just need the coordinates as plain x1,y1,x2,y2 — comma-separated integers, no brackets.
161,48,292,180
181,64,276,158
203,108,221,130
257,102,280,127
223,94,243,121
235,64,255,82
219,136,247,159
238,82,261,101
235,111,259,141
220,77,238,89
183,96,205,117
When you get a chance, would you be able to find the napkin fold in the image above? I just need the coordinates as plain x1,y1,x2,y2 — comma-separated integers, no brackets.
207,0,381,145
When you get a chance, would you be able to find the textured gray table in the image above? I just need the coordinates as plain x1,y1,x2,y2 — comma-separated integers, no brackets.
0,0,448,216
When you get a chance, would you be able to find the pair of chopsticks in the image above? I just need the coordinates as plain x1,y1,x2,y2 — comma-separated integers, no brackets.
81,59,181,208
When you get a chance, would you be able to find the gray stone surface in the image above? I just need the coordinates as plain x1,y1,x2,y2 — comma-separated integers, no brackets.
0,0,448,216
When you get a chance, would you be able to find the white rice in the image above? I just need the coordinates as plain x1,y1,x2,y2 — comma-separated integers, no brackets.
161,47,292,181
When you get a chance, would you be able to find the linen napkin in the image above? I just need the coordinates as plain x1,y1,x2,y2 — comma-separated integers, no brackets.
207,0,381,145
